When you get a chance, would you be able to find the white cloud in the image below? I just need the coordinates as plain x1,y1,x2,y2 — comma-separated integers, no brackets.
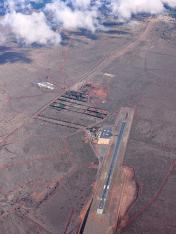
5,0,30,12
1,0,176,45
46,2,98,32
1,11,61,45
162,0,176,8
73,0,91,9
111,0,176,20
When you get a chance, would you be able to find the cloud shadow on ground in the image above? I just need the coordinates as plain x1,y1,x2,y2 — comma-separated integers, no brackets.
0,51,31,64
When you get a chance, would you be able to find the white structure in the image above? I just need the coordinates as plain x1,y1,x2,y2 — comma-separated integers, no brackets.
37,82,55,90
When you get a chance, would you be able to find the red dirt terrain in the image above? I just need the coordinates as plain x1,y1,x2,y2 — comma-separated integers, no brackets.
0,15,176,234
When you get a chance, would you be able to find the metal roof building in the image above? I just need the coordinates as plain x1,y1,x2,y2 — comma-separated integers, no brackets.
97,127,112,145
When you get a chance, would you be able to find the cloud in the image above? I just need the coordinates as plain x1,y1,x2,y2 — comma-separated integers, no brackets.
1,11,61,45
0,0,176,45
72,0,91,9
162,0,176,8
111,0,176,20
5,0,30,12
45,1,98,32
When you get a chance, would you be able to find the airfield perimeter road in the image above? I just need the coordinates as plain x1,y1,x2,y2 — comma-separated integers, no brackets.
0,15,176,233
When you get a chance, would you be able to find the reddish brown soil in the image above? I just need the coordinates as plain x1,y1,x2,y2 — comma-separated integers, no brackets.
89,86,108,101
